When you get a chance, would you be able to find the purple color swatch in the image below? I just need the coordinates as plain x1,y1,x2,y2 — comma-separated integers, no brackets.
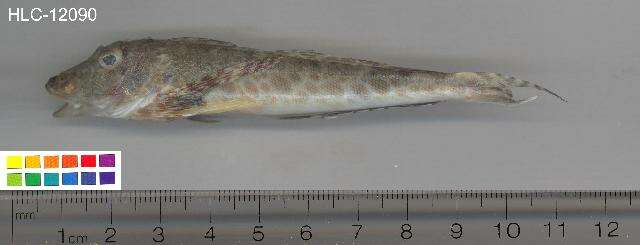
100,172,116,185
99,154,116,167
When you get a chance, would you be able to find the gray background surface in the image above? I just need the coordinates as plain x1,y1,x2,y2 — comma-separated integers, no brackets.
0,0,637,189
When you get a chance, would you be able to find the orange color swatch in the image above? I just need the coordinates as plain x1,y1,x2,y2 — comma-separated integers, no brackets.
44,156,60,168
61,155,78,168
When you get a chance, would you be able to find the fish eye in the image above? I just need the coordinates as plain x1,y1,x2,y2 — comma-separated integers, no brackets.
102,54,116,66
98,49,123,69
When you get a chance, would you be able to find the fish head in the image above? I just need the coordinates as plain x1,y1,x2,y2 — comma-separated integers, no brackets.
46,40,160,118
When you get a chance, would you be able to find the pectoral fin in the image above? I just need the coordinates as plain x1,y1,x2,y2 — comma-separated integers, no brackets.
184,98,260,123
184,98,261,116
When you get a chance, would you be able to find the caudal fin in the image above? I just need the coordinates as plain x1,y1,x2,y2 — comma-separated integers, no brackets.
455,72,567,105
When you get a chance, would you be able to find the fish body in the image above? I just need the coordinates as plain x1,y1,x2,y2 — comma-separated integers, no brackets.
45,38,565,121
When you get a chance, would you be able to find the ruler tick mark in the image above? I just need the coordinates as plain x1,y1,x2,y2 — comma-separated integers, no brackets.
357,200,360,222
110,202,113,225
604,195,608,215
504,196,508,220
332,194,335,209
405,195,409,221
11,201,14,244
208,198,213,224
579,192,582,204
530,196,533,207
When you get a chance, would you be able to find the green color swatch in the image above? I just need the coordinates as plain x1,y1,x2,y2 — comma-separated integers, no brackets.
7,173,22,186
25,173,41,186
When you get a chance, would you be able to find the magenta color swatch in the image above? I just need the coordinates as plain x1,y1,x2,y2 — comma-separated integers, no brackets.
99,154,116,167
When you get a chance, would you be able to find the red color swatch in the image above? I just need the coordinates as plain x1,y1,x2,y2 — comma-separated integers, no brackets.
61,155,78,168
81,155,96,167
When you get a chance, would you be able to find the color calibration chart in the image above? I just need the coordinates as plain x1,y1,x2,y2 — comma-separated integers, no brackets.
0,151,121,190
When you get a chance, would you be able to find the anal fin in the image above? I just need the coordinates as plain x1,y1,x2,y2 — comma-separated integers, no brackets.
187,114,220,123
279,101,441,120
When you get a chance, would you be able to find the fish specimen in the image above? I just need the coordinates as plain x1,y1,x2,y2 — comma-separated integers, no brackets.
46,38,565,121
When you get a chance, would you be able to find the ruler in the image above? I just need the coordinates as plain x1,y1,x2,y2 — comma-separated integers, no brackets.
1,190,639,244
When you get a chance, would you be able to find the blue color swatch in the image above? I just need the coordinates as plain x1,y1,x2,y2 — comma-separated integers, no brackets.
81,172,96,185
62,172,78,185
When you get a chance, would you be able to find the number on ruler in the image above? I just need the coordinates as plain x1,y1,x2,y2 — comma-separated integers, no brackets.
352,224,363,239
253,225,264,241
153,226,165,243
544,222,565,238
494,222,520,239
105,227,117,243
401,224,413,239
204,226,215,242
450,223,463,239
300,225,312,240
595,221,619,238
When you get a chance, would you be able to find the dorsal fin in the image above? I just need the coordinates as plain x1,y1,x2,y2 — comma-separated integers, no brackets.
168,37,238,47
275,50,393,68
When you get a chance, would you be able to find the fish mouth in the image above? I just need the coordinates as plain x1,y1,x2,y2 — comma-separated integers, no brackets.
47,92,67,100
52,103,70,117
47,77,74,117
52,103,88,118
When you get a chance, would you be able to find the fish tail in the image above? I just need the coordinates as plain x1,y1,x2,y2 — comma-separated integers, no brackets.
454,72,567,105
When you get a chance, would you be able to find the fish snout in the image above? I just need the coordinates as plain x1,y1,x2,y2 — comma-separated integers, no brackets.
46,75,76,97
45,76,57,93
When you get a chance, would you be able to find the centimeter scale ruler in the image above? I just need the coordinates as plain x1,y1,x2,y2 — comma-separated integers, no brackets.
1,190,639,244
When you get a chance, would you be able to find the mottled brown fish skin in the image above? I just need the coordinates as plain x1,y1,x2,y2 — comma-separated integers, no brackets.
45,38,565,121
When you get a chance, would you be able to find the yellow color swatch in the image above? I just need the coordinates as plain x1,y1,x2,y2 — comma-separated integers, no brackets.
6,155,22,169
25,155,41,168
